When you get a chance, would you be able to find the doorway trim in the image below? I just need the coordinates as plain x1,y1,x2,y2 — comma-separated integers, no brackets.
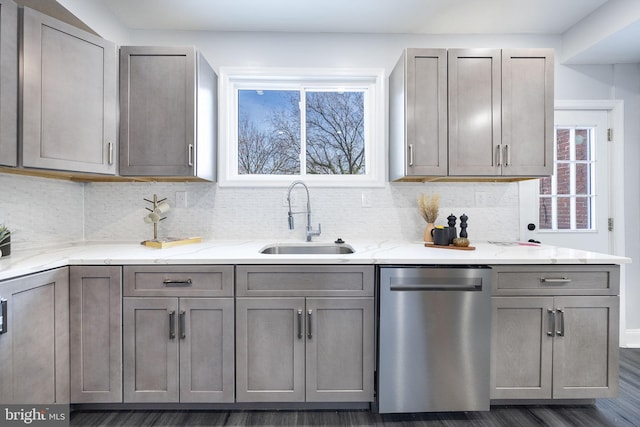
554,100,626,346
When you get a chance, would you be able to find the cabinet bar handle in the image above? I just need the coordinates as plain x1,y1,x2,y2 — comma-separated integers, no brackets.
169,310,176,339
547,309,555,337
188,144,194,167
108,142,114,165
179,311,186,339
163,278,193,287
540,277,571,284
408,144,414,167
297,309,303,339
504,144,510,166
0,298,7,334
307,309,313,339
556,308,565,337
496,144,503,166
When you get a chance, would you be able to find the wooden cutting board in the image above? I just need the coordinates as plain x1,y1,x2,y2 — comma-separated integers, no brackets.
141,236,202,249
424,243,476,251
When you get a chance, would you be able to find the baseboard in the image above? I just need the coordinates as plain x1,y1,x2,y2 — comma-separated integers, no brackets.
624,329,640,348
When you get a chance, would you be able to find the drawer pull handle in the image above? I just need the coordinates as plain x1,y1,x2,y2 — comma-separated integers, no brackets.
540,277,571,284
307,310,313,340
297,309,303,339
163,278,193,287
556,308,565,337
547,309,555,337
168,310,176,339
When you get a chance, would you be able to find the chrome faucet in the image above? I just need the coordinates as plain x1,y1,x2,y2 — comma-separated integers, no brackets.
287,180,321,242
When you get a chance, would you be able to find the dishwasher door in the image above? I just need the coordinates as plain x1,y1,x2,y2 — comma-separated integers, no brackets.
378,266,492,413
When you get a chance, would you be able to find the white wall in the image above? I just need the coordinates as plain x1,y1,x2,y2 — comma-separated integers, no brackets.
1,25,638,337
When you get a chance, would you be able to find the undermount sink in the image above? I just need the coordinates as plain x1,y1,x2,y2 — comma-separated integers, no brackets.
259,243,355,255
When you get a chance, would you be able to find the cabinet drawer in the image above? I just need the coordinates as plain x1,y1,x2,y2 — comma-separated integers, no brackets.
123,265,233,297
492,265,619,296
236,265,374,297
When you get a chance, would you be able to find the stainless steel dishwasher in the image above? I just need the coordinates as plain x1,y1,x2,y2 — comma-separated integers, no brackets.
378,266,491,413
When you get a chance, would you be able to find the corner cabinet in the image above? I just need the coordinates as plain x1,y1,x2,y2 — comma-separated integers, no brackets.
0,0,17,167
390,48,553,181
122,266,234,403
490,265,619,400
0,267,69,404
235,265,375,403
69,266,122,403
119,46,217,181
20,7,117,174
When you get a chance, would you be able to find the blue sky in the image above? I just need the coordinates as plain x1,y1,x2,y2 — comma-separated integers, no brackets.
238,90,299,130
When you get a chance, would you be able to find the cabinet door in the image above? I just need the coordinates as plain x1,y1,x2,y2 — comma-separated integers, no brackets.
552,296,619,399
491,296,554,399
69,266,122,403
179,298,234,403
0,268,69,404
119,46,195,176
404,48,447,177
448,48,502,176
502,49,554,176
305,298,374,402
235,298,305,402
123,298,179,402
21,7,117,174
0,0,17,167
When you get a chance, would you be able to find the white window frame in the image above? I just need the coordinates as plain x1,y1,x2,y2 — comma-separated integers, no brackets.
218,67,385,187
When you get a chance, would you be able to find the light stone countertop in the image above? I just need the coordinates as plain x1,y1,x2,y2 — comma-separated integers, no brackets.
0,239,631,282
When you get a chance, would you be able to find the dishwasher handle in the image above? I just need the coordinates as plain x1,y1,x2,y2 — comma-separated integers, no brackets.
390,284,482,291
390,277,483,292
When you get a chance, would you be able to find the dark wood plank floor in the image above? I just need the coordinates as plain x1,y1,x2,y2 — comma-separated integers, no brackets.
71,349,640,427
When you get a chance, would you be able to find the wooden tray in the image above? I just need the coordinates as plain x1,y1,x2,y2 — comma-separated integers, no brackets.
424,243,476,251
141,236,202,249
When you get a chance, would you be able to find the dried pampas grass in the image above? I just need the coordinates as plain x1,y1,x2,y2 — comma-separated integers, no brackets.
418,193,440,223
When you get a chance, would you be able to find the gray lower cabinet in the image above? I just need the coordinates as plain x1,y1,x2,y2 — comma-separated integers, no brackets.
0,267,69,404
119,46,216,180
69,266,122,403
20,7,117,174
235,265,375,403
122,265,234,403
0,0,17,167
491,265,619,400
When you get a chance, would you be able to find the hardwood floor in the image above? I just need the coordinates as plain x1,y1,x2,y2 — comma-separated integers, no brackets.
71,349,640,427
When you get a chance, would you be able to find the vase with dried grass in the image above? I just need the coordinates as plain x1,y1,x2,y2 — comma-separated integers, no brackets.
418,193,439,243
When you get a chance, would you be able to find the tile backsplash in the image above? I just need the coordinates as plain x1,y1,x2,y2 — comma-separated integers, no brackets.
1,173,521,249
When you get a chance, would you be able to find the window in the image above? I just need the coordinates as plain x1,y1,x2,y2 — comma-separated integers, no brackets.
538,126,596,230
219,68,385,187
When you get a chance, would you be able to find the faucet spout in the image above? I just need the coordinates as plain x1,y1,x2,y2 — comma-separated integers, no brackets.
286,180,321,242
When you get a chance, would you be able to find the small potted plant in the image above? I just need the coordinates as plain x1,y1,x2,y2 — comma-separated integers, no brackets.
0,224,11,257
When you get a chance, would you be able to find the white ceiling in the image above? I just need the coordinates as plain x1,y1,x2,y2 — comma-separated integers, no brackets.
67,0,640,64
97,0,608,34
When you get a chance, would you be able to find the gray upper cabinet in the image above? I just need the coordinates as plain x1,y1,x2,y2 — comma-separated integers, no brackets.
448,48,502,176
119,46,216,181
501,49,554,176
20,7,117,174
389,48,447,180
390,47,553,181
0,0,17,167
